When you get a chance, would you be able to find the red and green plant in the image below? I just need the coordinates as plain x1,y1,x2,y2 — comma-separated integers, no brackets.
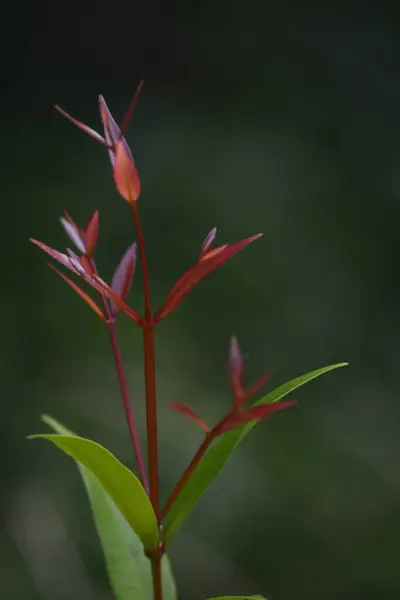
29,82,347,600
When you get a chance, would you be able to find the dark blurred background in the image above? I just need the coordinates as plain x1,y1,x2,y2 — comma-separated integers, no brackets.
1,1,400,599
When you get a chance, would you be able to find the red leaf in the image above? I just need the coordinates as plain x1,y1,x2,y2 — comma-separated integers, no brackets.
60,217,86,254
220,400,296,433
168,402,210,433
66,248,88,274
63,210,81,232
111,242,137,316
30,238,80,273
113,140,141,203
154,233,263,323
242,370,272,405
49,264,105,320
199,227,217,258
54,105,107,146
84,211,99,257
31,238,144,326
82,274,144,326
79,255,95,276
119,80,144,138
99,95,121,149
229,336,244,405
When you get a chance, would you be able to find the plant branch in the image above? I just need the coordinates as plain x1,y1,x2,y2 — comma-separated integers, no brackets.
131,201,162,600
160,410,235,520
90,259,149,494
150,552,163,600
106,318,149,495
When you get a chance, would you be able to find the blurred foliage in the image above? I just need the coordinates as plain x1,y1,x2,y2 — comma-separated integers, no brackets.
1,2,400,600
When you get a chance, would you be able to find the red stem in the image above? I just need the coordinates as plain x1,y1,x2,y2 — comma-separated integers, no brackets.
151,554,162,600
160,410,235,520
91,260,149,493
131,201,162,600
106,320,149,495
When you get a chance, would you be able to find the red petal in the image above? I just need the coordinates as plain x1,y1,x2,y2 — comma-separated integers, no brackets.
60,217,86,254
168,402,210,433
54,105,106,145
119,80,144,139
154,234,263,323
200,227,217,258
49,264,105,320
84,210,99,257
220,400,296,433
111,242,137,316
229,336,244,405
114,140,141,203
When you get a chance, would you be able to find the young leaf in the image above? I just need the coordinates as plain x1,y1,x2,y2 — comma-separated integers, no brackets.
48,264,105,320
111,242,137,315
219,400,296,433
42,416,177,600
154,234,262,323
169,402,210,433
200,227,217,258
162,362,348,545
84,210,100,257
27,432,159,551
60,216,87,254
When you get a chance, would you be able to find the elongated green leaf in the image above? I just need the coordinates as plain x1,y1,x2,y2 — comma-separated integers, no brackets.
28,430,159,551
41,416,177,600
163,362,347,544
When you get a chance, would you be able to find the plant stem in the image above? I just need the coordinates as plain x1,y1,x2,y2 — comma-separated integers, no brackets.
92,260,149,493
131,202,151,322
160,435,212,520
151,553,163,600
131,201,162,600
160,411,234,520
141,323,159,516
106,320,149,495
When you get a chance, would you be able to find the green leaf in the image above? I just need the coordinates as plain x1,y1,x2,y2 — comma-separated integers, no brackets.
28,428,159,551
41,415,177,600
163,362,348,545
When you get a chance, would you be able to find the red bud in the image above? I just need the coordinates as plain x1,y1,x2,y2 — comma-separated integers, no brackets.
114,140,141,203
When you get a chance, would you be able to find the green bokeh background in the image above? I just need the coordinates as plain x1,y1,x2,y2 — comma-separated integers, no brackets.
1,2,400,599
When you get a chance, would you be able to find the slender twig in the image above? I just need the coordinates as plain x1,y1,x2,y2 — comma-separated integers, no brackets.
142,323,159,514
131,201,162,600
160,411,235,520
106,319,149,495
91,259,149,494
